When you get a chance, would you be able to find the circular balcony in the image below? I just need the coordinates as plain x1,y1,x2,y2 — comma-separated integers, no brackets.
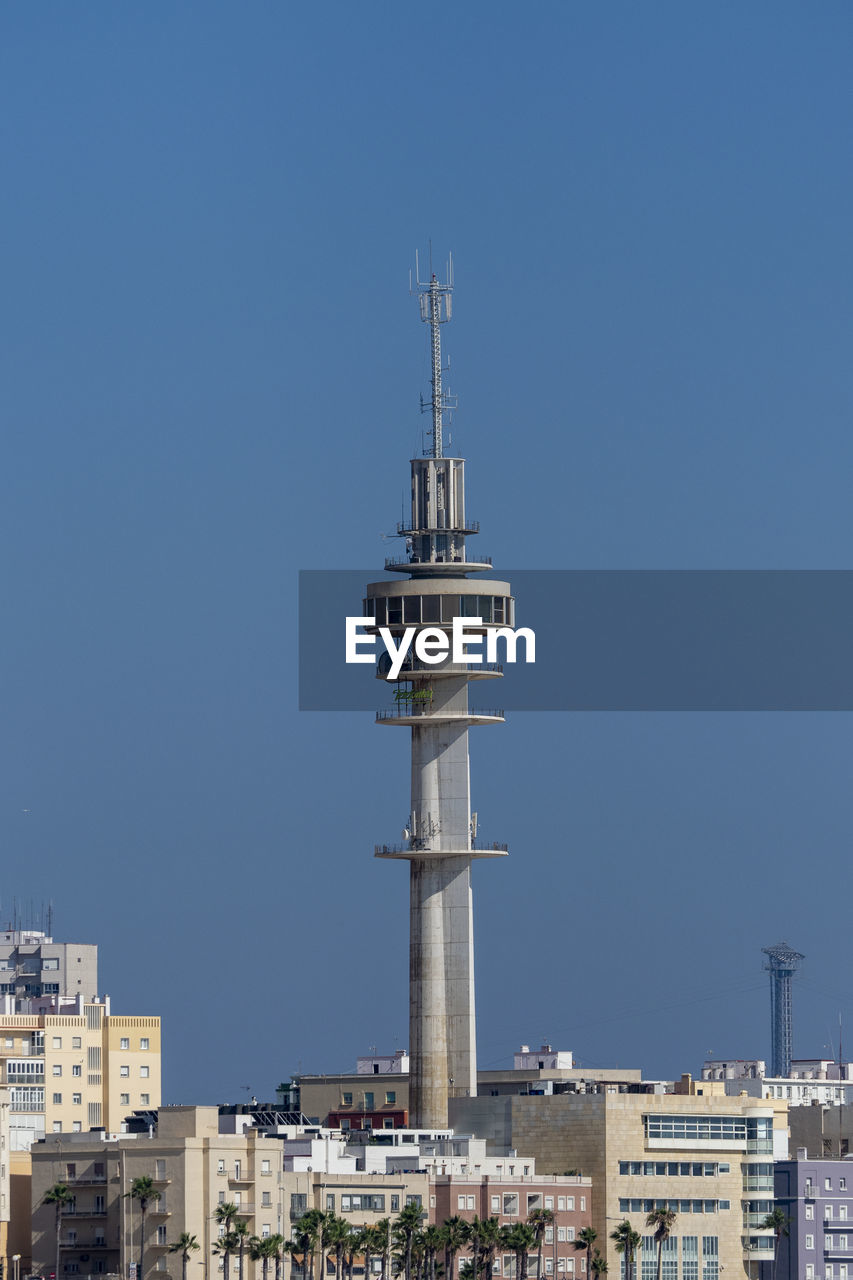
375,705,505,727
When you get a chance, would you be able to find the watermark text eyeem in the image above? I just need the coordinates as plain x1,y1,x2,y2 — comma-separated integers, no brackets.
346,616,536,680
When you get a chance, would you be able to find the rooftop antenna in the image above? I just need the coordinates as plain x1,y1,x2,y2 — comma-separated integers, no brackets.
411,247,456,459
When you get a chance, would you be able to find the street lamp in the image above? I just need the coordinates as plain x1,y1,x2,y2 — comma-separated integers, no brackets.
12,1254,22,1280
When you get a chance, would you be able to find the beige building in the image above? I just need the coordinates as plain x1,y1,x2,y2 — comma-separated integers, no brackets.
452,1079,789,1279
284,1046,643,1130
1,998,161,1150
31,1107,439,1280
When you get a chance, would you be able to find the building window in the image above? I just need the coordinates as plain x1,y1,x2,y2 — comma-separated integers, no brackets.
72,1065,81,1077
567,1198,575,1211
157,1227,168,1244
262,1192,272,1207
579,1198,585,1212
385,1091,396,1104
234,1161,241,1179
842,1178,848,1191
806,1205,814,1220
141,1094,150,1105
342,1093,353,1105
491,1196,501,1213
155,1160,166,1179
53,1092,62,1104
262,1226,271,1239
364,1092,374,1109
43,958,60,970
828,1179,834,1190
805,1235,814,1249
120,1094,130,1105
140,1066,150,1078
141,1038,149,1050
73,1093,81,1104
545,1197,554,1210
53,1037,62,1049
120,1038,130,1050
72,1037,81,1049
406,1195,421,1208
53,1121,61,1132
120,1066,129,1078
262,1160,271,1174
218,1161,226,1173
326,1194,335,1211
503,1194,519,1216
53,1065,62,1076
391,1196,400,1212
72,1122,81,1132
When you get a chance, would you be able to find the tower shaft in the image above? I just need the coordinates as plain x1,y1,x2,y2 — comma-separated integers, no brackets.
370,256,509,1129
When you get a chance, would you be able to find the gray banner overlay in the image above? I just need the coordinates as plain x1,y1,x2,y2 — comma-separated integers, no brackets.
298,570,853,711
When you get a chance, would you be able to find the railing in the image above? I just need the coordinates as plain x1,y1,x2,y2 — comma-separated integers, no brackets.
63,1209,107,1217
375,840,508,857
396,520,481,535
385,554,493,569
376,706,505,721
6,1072,45,1083
69,1176,108,1185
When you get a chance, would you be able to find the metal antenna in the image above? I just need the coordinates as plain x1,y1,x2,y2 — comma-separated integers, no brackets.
412,249,456,458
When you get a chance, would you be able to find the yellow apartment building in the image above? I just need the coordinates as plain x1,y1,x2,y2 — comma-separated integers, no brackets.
0,999,161,1150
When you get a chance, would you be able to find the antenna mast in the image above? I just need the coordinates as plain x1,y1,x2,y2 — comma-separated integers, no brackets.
412,249,456,458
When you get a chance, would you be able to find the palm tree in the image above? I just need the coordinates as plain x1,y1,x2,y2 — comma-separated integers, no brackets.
266,1234,286,1280
442,1216,471,1280
43,1182,73,1280
297,1210,330,1280
590,1252,608,1278
395,1201,425,1280
215,1232,241,1280
169,1233,201,1280
477,1216,501,1280
526,1209,554,1280
282,1237,304,1280
608,1222,641,1280
420,1225,443,1280
125,1175,162,1280
572,1227,597,1280
466,1217,492,1280
644,1209,675,1280
373,1218,391,1280
759,1207,789,1280
249,1235,279,1280
499,1224,536,1280
215,1204,241,1280
232,1218,251,1280
325,1216,350,1280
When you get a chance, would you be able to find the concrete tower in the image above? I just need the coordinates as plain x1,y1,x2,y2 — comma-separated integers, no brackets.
367,257,511,1129
762,941,804,1078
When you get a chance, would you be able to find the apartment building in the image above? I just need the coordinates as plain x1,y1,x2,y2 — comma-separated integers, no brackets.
767,1149,853,1280
452,1078,789,1278
31,1108,441,1280
1,997,161,1149
0,929,98,1005
703,1058,853,1108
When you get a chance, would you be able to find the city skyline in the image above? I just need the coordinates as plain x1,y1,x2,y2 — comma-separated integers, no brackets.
3,3,853,1101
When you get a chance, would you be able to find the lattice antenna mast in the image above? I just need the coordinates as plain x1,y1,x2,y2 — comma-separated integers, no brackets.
762,941,804,1078
412,249,457,458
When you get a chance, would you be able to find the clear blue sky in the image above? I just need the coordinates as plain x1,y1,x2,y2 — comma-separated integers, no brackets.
2,3,853,1101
